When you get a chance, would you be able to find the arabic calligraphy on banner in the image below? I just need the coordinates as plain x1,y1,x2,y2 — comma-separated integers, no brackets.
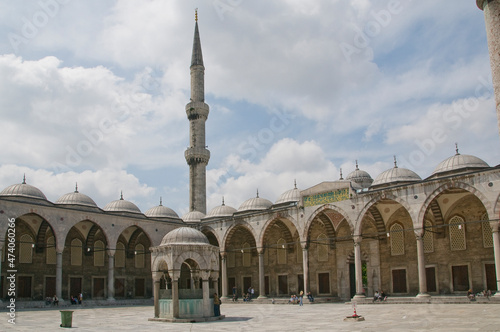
303,188,350,207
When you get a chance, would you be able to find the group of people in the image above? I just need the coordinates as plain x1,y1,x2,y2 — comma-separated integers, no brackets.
373,290,388,302
468,289,492,301
45,295,59,306
70,293,83,305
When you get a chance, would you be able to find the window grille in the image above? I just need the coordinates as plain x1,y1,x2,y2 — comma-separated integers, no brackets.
46,236,56,264
423,221,434,253
449,216,466,251
390,223,405,256
20,234,33,263
481,213,493,248
71,238,82,266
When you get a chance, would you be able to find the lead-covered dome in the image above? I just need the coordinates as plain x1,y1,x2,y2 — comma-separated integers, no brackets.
104,193,142,214
275,182,301,204
346,162,373,189
207,198,237,217
56,184,97,207
0,176,47,201
431,151,489,177
371,159,421,189
182,210,205,223
238,191,272,212
145,198,179,218
161,227,209,245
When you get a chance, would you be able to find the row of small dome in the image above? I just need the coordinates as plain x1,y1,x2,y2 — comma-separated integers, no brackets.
0,151,491,222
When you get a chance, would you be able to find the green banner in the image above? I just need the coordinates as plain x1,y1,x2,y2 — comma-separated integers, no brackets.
303,188,350,207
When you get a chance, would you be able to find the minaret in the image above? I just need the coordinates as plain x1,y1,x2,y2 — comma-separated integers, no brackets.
477,0,500,138
185,10,210,214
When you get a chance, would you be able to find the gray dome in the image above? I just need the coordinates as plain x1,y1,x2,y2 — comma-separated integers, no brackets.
145,199,179,218
56,189,97,207
346,163,373,189
182,210,205,223
207,200,237,217
275,185,301,204
161,227,209,245
432,153,489,176
238,192,272,212
0,178,47,200
104,194,142,214
371,165,421,188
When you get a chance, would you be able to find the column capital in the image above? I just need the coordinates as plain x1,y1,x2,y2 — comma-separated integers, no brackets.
353,235,362,244
152,271,163,281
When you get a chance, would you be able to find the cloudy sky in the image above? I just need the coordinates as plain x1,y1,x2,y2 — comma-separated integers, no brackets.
0,0,498,216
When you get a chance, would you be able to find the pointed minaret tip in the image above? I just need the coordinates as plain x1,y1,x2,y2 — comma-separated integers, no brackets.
195,8,198,22
191,10,204,67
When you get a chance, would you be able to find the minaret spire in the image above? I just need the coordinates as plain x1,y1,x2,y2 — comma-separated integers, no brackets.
185,11,210,214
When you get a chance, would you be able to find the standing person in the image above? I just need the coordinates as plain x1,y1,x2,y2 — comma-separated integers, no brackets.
250,287,254,300
232,285,237,301
78,292,83,304
299,290,304,306
213,293,221,317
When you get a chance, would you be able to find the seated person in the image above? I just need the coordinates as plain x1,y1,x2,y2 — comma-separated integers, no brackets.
45,297,52,305
70,295,77,304
467,289,475,300
373,291,381,302
380,290,387,301
52,295,59,306
307,292,314,302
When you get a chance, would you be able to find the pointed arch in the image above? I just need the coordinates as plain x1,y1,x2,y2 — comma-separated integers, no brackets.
418,182,493,228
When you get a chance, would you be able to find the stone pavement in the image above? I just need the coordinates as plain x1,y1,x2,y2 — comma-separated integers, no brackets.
1,302,499,331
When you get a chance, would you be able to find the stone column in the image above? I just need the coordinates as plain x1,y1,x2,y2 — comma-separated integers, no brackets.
152,272,162,318
172,279,179,318
220,252,228,299
477,0,500,136
107,251,115,301
415,235,430,298
491,222,500,296
353,236,365,299
257,250,267,299
56,249,63,301
302,248,309,295
202,278,210,317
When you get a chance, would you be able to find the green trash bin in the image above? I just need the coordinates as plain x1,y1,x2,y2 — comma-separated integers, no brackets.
60,310,74,328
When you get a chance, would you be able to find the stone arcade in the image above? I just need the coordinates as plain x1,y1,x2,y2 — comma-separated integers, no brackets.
0,4,500,314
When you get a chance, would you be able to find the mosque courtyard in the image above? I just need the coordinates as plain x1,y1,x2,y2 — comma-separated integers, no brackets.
2,302,499,331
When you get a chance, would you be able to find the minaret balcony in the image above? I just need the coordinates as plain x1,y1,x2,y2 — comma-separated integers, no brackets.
186,101,209,120
185,147,210,165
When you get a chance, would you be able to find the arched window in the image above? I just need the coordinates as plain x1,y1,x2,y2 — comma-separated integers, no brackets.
135,244,145,268
71,239,82,266
423,221,434,253
449,216,466,251
46,236,56,264
390,223,405,256
115,242,125,268
481,213,493,248
317,233,328,262
94,240,105,267
242,242,251,267
296,239,303,264
20,234,34,263
227,246,235,268
277,238,286,265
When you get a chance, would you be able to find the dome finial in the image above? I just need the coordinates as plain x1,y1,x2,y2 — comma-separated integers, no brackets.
159,196,163,206
22,174,26,184
355,160,359,170
75,182,78,193
294,179,297,189
120,191,124,200
455,142,460,155
256,189,259,198
222,196,225,206
339,168,344,180
394,155,398,168
195,8,198,22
